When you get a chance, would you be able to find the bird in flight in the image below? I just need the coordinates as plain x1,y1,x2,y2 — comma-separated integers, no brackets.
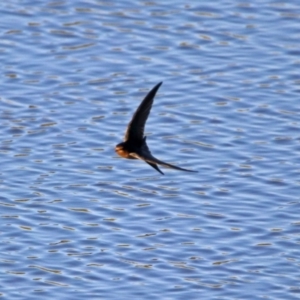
115,82,197,175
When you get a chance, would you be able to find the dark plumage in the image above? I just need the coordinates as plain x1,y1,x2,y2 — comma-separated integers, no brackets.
115,82,197,175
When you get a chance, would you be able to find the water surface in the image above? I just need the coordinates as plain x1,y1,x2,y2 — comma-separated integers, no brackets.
1,0,300,299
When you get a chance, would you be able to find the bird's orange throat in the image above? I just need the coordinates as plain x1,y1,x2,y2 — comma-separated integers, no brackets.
115,146,133,159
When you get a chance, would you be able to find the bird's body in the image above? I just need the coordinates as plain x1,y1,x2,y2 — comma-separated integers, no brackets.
115,82,197,175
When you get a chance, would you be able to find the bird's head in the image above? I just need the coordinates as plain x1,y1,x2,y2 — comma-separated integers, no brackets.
115,142,125,152
115,142,130,158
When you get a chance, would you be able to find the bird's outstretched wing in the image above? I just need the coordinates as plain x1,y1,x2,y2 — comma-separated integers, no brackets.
124,82,163,142
129,143,198,175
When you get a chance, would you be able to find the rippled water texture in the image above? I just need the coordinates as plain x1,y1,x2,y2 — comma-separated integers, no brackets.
1,0,300,299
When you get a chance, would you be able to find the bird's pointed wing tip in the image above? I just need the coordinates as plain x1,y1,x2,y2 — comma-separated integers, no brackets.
152,81,163,92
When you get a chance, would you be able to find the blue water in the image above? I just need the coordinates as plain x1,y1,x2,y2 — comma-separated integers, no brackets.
1,0,300,299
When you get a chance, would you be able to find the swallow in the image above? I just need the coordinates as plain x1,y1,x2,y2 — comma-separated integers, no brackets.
115,82,197,175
